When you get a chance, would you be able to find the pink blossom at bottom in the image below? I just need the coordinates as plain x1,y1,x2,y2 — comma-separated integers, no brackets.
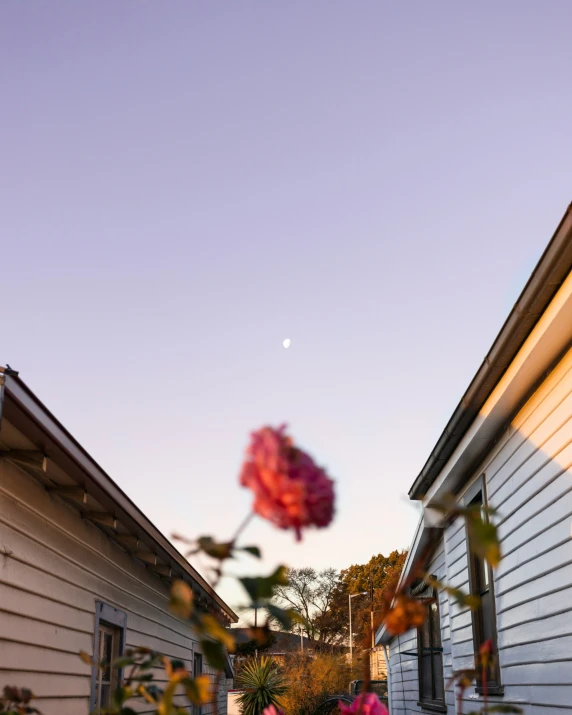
262,706,285,715
339,692,388,715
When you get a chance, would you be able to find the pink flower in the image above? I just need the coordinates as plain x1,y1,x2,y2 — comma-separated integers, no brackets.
339,693,388,715
262,707,285,715
240,425,335,540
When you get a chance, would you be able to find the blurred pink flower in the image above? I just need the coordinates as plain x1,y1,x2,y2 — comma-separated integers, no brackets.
261,706,285,715
339,693,388,715
240,425,335,540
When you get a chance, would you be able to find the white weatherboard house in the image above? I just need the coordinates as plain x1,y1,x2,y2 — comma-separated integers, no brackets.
0,370,236,715
376,204,572,714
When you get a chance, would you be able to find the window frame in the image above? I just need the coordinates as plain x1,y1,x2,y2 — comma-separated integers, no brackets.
90,601,127,712
193,652,204,715
464,475,503,696
416,584,446,713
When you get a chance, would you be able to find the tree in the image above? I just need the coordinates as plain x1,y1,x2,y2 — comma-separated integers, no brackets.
274,567,339,644
273,554,407,650
345,550,408,650
322,550,408,653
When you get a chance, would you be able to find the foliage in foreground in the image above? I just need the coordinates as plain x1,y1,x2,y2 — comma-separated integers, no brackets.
235,657,287,715
0,687,40,715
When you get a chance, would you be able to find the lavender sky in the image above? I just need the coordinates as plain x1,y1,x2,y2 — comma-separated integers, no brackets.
2,1,572,613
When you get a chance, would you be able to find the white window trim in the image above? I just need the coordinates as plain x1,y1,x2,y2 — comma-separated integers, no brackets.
90,601,127,712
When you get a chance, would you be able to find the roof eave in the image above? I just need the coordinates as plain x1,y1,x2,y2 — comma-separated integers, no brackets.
410,203,572,500
1,371,237,622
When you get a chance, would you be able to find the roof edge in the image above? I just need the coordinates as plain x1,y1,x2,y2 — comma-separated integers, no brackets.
409,203,572,500
1,370,237,622
375,509,443,645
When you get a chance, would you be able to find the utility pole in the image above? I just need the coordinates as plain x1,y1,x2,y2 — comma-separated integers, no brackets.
348,591,367,670
254,606,258,660
370,578,375,649
349,592,353,665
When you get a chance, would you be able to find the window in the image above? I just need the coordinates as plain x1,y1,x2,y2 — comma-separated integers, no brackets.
193,652,203,715
465,477,502,694
95,623,121,708
416,585,445,711
91,602,127,712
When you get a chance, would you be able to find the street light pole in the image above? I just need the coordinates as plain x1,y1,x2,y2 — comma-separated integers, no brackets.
348,591,367,669
370,579,375,649
348,593,352,664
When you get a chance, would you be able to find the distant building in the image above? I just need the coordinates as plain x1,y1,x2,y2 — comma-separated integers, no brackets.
369,646,387,680
0,368,236,715
376,204,572,713
231,628,314,664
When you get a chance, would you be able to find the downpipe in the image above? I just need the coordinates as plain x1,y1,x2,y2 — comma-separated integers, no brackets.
382,644,391,714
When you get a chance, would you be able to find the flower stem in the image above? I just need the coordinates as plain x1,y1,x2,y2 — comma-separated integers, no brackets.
231,511,255,545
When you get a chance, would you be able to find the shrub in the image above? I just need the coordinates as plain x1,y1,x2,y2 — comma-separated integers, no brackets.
235,657,287,715
279,652,352,715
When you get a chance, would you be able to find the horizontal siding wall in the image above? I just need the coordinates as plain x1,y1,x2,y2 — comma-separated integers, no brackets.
0,462,227,715
388,538,454,714
451,345,572,712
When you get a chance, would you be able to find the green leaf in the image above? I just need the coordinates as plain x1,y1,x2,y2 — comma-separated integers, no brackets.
200,638,228,671
139,653,163,671
79,650,95,666
143,684,163,701
246,625,274,647
467,516,502,567
266,604,300,630
445,668,477,691
235,630,277,656
161,678,178,714
182,675,211,705
197,536,233,560
241,546,262,558
170,580,194,619
113,656,137,669
424,575,480,610
200,614,236,651
240,566,289,603
112,685,133,708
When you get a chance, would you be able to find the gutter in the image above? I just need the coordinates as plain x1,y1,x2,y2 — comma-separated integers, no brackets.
382,644,391,713
410,203,572,500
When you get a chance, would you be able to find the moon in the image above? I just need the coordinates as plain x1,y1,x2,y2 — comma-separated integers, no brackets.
283,338,291,349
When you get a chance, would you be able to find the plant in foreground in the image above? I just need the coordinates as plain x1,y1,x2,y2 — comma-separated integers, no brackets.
235,657,287,715
240,424,335,541
0,687,40,715
1,424,334,715
339,692,388,715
